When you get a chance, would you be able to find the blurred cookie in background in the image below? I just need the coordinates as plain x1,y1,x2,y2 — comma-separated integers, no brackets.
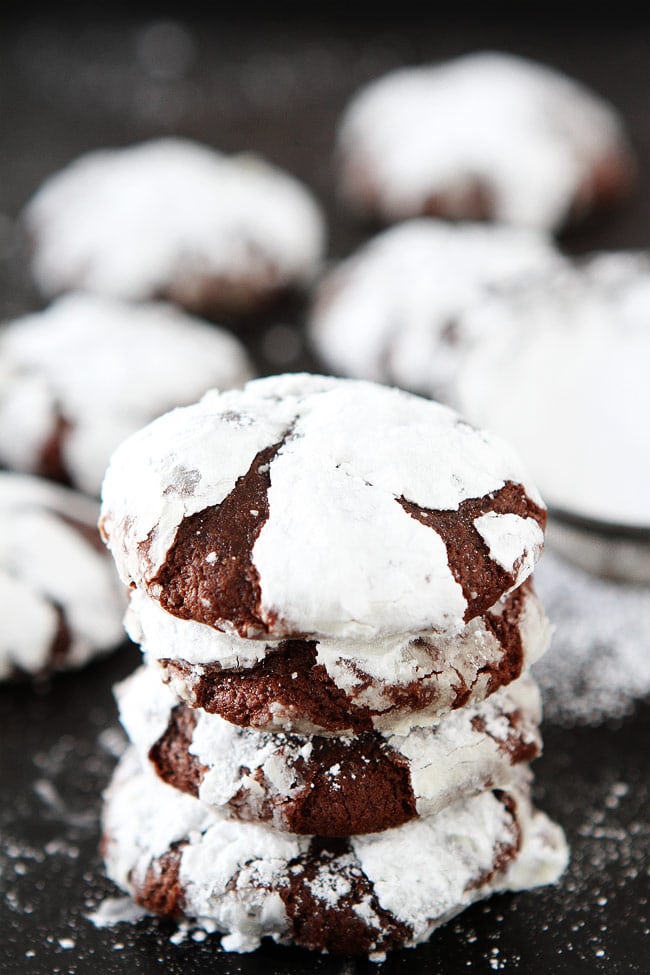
309,219,562,400
338,51,635,233
23,138,326,320
455,252,650,580
0,292,253,496
0,472,125,680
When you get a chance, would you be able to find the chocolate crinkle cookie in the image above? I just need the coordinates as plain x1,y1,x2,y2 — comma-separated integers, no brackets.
23,138,326,318
124,578,550,735
309,218,563,400
454,251,650,530
103,750,567,956
338,51,635,233
100,374,546,642
0,292,253,496
117,664,542,836
0,472,124,679
99,373,567,956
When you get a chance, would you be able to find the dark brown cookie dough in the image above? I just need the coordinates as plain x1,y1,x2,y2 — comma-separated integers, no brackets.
118,666,542,836
152,580,545,734
101,375,547,642
103,750,569,957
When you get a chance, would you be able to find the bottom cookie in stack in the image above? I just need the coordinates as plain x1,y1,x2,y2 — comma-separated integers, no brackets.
102,662,567,956
103,748,566,956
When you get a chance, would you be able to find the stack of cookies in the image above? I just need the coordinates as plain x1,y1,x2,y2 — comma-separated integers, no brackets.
99,374,567,957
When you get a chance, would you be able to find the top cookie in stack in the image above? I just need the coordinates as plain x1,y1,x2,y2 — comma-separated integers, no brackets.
100,372,549,736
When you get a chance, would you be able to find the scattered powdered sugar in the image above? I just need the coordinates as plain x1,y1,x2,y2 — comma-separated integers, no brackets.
97,725,129,759
570,779,648,895
0,710,129,961
533,550,650,725
306,861,353,906
537,774,650,967
87,896,148,928
444,767,650,970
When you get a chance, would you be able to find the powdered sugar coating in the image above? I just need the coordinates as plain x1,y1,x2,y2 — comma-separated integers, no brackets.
339,51,634,231
312,586,549,732
102,749,567,954
24,138,326,313
455,252,650,526
310,219,562,399
125,589,271,670
101,374,545,640
117,664,542,827
0,293,253,496
0,473,125,678
127,582,551,734
390,675,541,817
474,513,544,575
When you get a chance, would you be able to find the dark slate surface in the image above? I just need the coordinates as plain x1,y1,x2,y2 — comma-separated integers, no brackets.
0,15,648,975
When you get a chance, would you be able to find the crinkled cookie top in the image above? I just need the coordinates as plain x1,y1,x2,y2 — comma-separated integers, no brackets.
0,292,253,496
100,374,545,640
339,51,633,231
24,137,326,303
310,218,562,399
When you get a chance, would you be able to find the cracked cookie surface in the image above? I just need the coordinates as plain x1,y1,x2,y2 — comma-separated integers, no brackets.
101,374,545,641
118,665,542,835
103,749,568,955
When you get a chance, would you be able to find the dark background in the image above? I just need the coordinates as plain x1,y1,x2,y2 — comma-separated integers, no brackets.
0,10,649,975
